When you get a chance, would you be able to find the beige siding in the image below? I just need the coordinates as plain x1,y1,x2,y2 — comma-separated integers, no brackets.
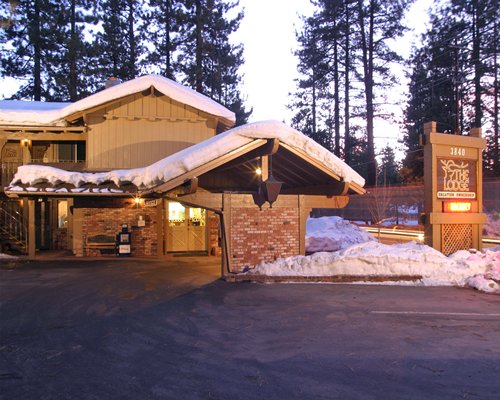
86,93,217,170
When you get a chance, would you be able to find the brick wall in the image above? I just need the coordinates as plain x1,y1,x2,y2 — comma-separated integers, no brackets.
230,207,299,271
208,211,221,256
80,205,158,257
52,228,68,250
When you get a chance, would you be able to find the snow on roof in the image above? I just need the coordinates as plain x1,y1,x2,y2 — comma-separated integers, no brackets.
7,120,365,192
0,74,235,126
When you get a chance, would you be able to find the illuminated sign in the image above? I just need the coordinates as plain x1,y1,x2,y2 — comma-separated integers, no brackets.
437,158,476,199
144,199,158,207
443,201,472,213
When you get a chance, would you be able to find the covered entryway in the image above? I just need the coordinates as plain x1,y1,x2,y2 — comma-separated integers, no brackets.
167,201,207,253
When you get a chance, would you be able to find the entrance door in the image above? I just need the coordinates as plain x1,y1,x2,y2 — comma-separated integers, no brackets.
167,202,207,253
35,199,51,250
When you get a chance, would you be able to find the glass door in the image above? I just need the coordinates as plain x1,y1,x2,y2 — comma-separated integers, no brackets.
167,202,207,253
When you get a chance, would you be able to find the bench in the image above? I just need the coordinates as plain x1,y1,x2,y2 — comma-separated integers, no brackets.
84,234,116,254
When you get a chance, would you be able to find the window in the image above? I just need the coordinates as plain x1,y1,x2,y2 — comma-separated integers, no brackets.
57,200,68,228
57,142,86,162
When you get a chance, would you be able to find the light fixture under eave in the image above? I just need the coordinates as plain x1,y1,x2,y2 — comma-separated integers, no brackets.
255,167,262,176
262,174,283,208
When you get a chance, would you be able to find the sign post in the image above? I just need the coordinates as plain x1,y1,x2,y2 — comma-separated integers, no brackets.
422,121,486,255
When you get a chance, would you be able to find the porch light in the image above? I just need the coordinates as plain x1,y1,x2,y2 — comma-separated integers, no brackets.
134,196,142,205
255,167,262,176
22,139,29,147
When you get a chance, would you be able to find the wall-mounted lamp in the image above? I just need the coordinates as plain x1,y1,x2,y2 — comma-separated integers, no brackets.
22,139,29,147
133,196,142,206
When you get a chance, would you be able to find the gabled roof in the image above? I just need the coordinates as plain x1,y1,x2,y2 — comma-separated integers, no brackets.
0,74,236,127
6,120,365,196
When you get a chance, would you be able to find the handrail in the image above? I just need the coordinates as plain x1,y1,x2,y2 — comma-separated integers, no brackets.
0,206,28,252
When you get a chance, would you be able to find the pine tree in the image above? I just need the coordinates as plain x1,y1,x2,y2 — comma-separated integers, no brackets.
355,0,410,187
95,0,145,83
178,0,251,125
289,15,332,151
0,0,63,100
146,0,183,79
377,145,400,186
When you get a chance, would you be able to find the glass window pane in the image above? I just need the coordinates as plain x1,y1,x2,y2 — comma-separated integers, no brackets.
57,200,68,228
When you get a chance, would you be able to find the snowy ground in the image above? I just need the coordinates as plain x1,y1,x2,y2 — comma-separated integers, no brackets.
248,216,500,294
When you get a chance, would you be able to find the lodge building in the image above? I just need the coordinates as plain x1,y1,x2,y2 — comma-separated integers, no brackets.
0,75,365,276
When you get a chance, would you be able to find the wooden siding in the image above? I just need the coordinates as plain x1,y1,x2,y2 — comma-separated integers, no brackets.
86,93,217,170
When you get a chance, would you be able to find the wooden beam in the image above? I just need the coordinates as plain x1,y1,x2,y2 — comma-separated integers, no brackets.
302,195,350,209
28,199,35,260
172,192,223,210
3,131,87,141
156,199,165,257
145,139,267,195
281,182,350,196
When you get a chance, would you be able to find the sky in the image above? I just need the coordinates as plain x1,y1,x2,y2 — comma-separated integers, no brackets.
233,0,434,158
0,0,434,159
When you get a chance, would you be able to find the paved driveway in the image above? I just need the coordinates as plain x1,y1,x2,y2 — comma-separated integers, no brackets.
1,257,499,399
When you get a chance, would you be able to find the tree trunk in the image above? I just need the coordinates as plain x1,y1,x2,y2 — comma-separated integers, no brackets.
493,18,499,175
33,0,42,101
195,0,203,93
344,0,351,165
333,12,340,157
357,0,376,186
472,1,483,128
69,0,77,101
128,0,136,79
165,0,173,79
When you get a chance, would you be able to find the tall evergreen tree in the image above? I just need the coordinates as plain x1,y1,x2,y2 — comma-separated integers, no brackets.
178,0,251,125
402,0,499,179
1,0,62,100
355,0,410,187
146,0,183,79
95,0,145,83
377,145,400,186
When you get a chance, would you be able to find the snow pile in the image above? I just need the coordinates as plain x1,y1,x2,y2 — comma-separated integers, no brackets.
247,242,500,294
306,216,375,252
8,120,365,191
0,253,17,260
483,213,500,237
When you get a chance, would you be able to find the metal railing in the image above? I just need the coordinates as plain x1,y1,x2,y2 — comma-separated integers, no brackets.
0,206,27,253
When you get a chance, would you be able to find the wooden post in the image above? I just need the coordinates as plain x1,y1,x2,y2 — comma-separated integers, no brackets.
156,199,164,257
27,199,35,260
221,192,232,278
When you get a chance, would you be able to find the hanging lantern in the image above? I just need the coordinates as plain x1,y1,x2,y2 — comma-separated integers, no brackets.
252,188,266,210
262,174,282,208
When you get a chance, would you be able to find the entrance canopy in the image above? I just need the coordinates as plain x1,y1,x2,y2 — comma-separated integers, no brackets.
5,120,365,198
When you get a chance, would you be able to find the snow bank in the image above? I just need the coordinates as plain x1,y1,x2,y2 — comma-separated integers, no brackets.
247,242,500,294
8,120,365,191
0,253,18,260
306,216,375,252
484,213,500,238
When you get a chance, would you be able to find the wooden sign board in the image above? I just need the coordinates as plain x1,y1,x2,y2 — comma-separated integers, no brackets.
422,122,486,255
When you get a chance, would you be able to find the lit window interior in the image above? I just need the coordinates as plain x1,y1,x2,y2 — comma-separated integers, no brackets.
58,200,68,228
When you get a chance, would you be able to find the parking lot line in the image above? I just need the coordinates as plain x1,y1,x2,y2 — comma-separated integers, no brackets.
371,311,500,317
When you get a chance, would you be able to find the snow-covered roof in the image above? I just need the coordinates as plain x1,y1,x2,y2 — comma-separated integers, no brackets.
0,74,235,126
6,120,365,194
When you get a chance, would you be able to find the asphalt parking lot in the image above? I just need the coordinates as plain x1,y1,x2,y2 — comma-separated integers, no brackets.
1,256,499,400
